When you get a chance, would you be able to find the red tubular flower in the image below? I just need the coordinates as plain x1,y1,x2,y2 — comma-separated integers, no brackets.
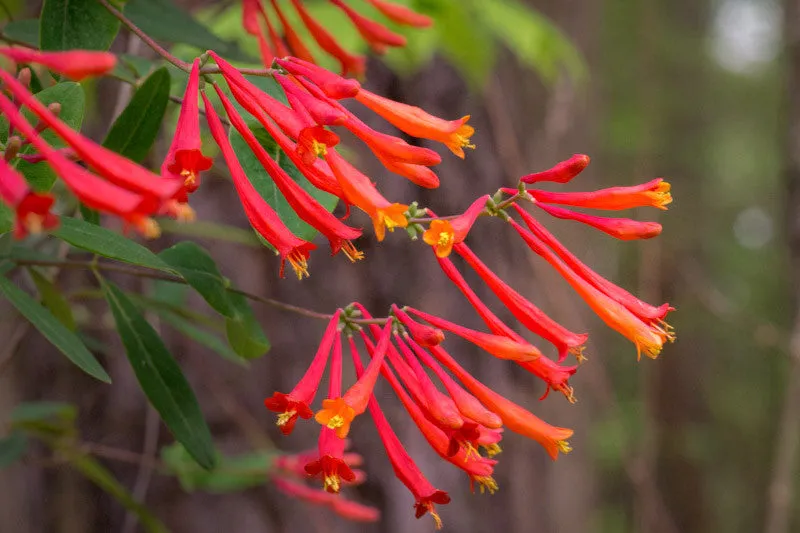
530,178,673,210
404,336,502,429
535,201,662,240
276,57,361,100
433,255,578,399
360,335,498,493
273,476,337,505
331,498,380,522
242,0,261,35
407,307,543,363
375,154,440,188
0,158,58,238
428,344,573,460
365,0,433,27
305,335,357,493
344,116,442,167
325,149,408,241
258,1,290,58
203,92,315,279
0,94,159,236
213,83,364,260
521,154,590,184
392,305,444,347
296,125,340,166
508,217,675,359
455,243,588,361
354,88,475,158
290,0,366,77
422,196,488,257
162,59,212,196
514,205,673,326
0,48,116,81
0,69,184,213
270,0,316,63
329,0,406,54
275,74,347,127
348,338,450,528
315,322,392,438
265,311,341,434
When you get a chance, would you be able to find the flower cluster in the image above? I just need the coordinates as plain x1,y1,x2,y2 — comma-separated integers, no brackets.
263,153,674,526
241,0,431,76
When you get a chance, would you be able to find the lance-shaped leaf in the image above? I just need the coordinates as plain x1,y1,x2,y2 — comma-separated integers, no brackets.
40,0,121,51
53,217,173,272
225,291,270,360
103,67,171,162
101,279,216,469
0,276,110,383
159,242,236,318
28,268,76,330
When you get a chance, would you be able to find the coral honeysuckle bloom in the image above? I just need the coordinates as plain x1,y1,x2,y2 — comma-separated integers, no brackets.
434,255,580,400
241,0,260,35
0,94,160,236
203,92,315,279
315,322,392,438
521,153,590,184
276,57,361,100
530,178,673,210
455,243,588,361
535,201,662,240
296,125,340,167
162,59,212,197
275,73,347,127
265,311,341,434
0,158,58,238
348,339,450,528
429,344,573,460
344,116,443,167
289,0,366,77
330,0,407,54
0,48,116,81
509,218,675,359
392,305,444,347
0,70,184,211
407,308,543,363
514,205,673,326
331,498,381,522
274,474,379,522
422,195,488,257
405,336,502,429
365,0,433,27
364,336,498,493
325,150,408,241
214,84,364,260
305,335,357,493
375,153,440,188
269,0,316,63
354,88,475,158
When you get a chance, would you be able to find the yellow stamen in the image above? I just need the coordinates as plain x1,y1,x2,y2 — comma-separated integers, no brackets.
428,506,443,530
437,231,454,247
139,218,161,239
180,168,197,189
287,252,310,280
481,443,502,457
571,345,588,364
323,474,341,493
556,384,577,404
326,414,345,429
23,213,44,235
462,442,480,461
556,439,572,455
311,139,328,157
474,475,498,495
341,240,365,262
276,410,296,427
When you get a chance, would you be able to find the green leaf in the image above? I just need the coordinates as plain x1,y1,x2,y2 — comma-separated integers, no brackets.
0,432,28,468
2,19,40,47
67,453,169,533
10,401,77,435
158,219,263,248
0,276,111,383
11,82,86,191
125,0,248,60
79,204,101,225
40,0,121,51
224,291,270,360
103,67,171,162
158,311,246,365
159,242,236,318
0,203,12,235
162,443,275,493
102,279,216,469
52,217,173,272
28,268,77,330
229,127,338,242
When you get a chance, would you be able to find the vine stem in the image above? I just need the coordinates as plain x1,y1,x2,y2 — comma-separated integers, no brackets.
12,257,386,324
97,0,275,77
